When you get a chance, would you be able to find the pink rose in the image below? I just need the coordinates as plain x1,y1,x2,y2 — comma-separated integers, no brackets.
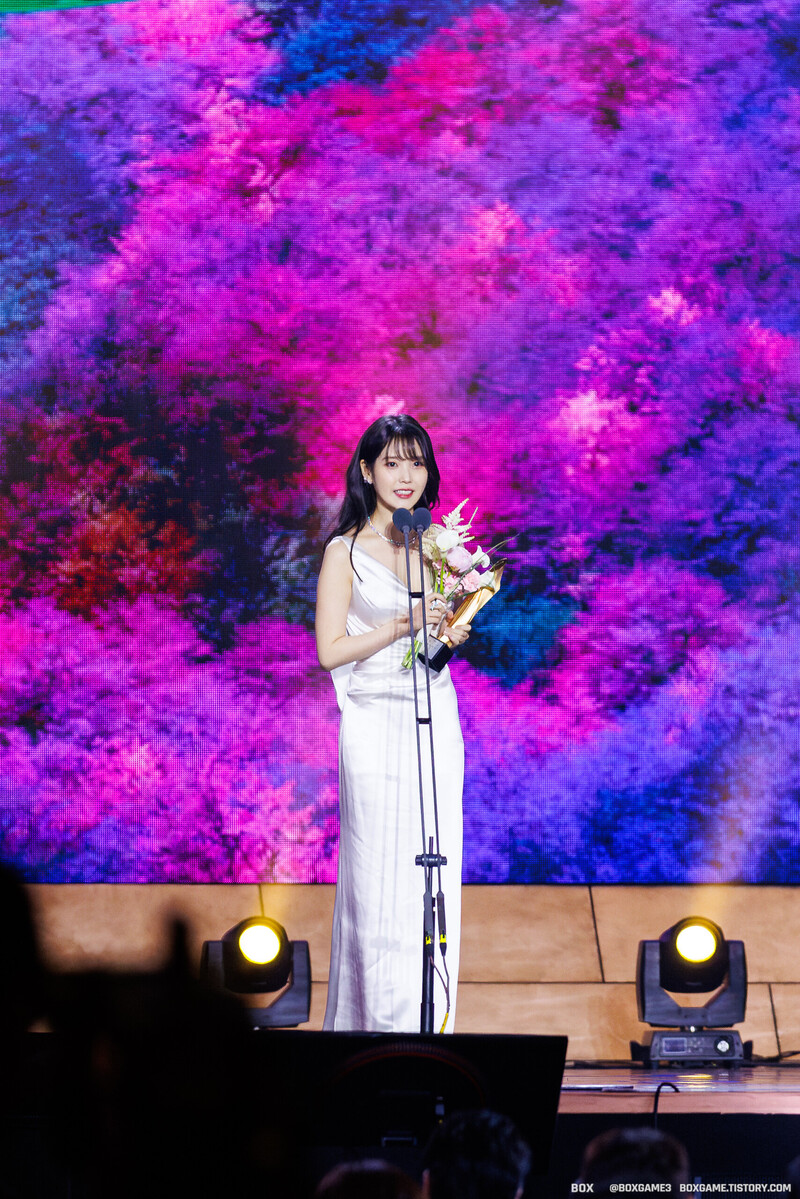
446,545,473,572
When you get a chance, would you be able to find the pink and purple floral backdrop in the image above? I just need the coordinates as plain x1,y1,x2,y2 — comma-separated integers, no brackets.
1,0,800,883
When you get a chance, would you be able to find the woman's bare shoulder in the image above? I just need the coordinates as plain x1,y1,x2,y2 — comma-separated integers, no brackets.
322,535,355,568
326,530,355,547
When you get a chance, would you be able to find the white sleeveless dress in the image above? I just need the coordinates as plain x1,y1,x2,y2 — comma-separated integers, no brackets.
323,538,464,1033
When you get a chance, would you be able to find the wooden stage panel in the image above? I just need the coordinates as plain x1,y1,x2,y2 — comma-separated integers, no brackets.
28,882,262,970
460,886,601,982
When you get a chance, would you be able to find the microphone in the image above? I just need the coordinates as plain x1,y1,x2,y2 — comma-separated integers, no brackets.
392,508,415,535
412,506,432,533
392,506,432,535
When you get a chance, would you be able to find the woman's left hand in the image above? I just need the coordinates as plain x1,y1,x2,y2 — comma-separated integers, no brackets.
443,620,471,647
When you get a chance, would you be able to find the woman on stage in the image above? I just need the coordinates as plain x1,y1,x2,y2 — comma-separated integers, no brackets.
316,415,470,1033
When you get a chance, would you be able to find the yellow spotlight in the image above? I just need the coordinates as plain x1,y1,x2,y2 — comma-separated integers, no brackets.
675,922,718,964
239,922,282,965
219,917,291,993
200,915,311,1029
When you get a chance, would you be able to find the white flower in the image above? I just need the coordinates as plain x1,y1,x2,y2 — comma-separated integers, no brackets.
435,529,460,552
471,545,491,569
443,499,469,529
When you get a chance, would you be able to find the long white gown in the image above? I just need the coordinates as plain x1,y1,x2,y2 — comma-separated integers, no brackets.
323,538,464,1033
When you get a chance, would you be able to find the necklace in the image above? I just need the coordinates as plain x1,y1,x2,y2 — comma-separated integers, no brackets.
367,513,415,547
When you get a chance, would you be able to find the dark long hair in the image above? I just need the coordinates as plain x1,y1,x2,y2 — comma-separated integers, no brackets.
326,415,441,552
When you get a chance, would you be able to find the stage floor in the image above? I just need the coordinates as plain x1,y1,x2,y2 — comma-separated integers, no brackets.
561,1063,800,1113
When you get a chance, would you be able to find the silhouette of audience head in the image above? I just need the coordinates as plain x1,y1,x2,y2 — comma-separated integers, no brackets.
422,1109,532,1199
315,1158,422,1199
48,920,292,1199
784,1151,800,1196
578,1127,691,1197
0,861,46,1037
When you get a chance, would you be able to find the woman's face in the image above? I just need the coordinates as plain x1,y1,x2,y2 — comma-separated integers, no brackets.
362,439,429,515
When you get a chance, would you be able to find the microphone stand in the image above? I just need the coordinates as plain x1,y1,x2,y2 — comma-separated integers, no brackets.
394,507,449,1035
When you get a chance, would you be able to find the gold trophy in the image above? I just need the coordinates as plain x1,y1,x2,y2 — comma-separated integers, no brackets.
421,564,505,673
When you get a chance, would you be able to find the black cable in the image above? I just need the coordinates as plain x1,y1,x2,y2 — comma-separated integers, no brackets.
414,528,444,897
402,528,429,861
652,1081,679,1129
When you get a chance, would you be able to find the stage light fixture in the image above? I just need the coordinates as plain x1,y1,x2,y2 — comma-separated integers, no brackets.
200,917,310,1029
659,916,729,994
630,916,750,1067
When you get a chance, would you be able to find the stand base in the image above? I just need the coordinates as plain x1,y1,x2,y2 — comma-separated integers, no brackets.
631,1028,752,1067
419,635,453,674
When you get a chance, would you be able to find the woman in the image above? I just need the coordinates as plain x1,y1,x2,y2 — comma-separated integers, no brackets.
316,414,470,1032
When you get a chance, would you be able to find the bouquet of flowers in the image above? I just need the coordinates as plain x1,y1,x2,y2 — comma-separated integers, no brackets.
403,500,504,669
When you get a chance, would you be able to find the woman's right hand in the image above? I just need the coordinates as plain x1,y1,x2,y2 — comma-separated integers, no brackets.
408,592,448,634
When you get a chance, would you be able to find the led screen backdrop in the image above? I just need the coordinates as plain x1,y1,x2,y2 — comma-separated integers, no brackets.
1,0,800,884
